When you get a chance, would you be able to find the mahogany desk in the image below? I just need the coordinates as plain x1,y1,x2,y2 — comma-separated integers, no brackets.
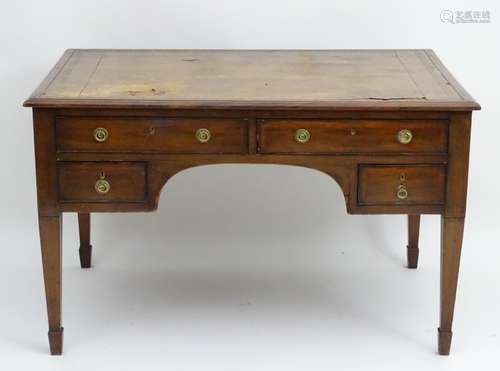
24,49,480,355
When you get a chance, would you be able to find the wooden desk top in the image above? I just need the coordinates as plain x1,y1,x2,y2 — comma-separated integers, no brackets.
24,49,479,111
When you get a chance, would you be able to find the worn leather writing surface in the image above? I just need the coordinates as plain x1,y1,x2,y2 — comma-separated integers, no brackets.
24,49,479,110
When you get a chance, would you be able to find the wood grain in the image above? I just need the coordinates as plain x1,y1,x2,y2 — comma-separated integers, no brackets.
39,215,63,355
78,213,92,268
56,116,248,153
439,216,465,355
445,113,472,217
258,119,448,154
407,215,421,268
33,109,59,216
357,165,446,205
58,162,147,202
438,111,472,355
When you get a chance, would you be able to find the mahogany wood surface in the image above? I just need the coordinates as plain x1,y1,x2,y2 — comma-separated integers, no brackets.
38,215,63,355
58,162,147,202
78,213,92,268
407,215,421,269
25,49,479,356
258,119,448,154
357,165,446,205
56,116,248,153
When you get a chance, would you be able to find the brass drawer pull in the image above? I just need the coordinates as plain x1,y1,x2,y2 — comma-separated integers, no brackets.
95,179,111,195
196,128,211,143
396,185,408,200
93,127,109,142
397,129,413,144
295,128,311,143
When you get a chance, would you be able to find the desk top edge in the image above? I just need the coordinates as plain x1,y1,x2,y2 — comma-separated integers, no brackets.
24,49,481,111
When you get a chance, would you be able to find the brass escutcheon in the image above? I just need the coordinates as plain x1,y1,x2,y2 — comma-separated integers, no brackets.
196,128,211,143
396,184,408,200
295,128,311,143
93,127,109,142
397,129,413,144
95,179,110,195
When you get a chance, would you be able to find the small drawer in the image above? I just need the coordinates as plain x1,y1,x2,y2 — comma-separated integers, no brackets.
257,119,448,154
58,162,147,202
357,165,446,205
56,117,248,153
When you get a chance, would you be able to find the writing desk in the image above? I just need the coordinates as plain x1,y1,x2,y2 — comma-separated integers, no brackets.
24,49,480,355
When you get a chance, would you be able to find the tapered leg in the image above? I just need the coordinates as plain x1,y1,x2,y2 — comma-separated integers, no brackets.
436,112,471,355
39,215,63,355
438,216,464,355
407,215,420,269
78,213,92,268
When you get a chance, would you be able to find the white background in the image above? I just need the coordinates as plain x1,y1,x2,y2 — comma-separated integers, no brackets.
1,0,499,370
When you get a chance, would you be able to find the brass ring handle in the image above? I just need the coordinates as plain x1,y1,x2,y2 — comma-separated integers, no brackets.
295,128,311,143
95,179,111,194
93,127,109,142
196,128,211,143
396,185,408,200
397,129,413,144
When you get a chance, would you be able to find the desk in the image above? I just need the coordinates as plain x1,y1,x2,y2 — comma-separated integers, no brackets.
24,49,480,355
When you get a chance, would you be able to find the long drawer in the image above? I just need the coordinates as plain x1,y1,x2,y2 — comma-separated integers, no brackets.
56,117,248,153
257,119,448,154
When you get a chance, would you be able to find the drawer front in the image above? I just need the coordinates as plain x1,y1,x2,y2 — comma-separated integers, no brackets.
358,165,446,205
56,117,247,153
258,119,448,154
58,162,147,202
